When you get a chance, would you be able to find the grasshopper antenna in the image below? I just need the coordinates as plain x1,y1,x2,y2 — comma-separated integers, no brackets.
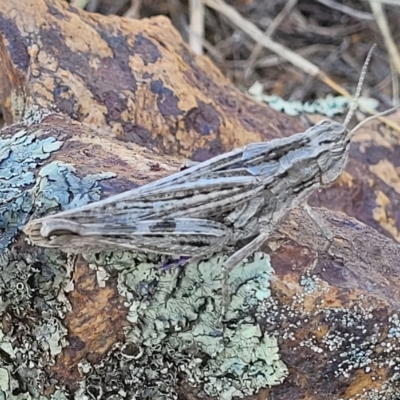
349,105,400,137
343,44,376,129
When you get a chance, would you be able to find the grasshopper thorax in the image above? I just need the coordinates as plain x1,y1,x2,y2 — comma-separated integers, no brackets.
308,119,350,185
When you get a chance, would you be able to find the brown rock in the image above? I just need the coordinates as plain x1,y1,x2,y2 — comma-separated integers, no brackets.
1,1,400,399
0,0,302,161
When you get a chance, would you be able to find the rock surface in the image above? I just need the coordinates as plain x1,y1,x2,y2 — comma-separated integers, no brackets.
0,0,400,399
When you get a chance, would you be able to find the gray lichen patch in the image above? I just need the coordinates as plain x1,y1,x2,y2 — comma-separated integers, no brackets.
0,123,116,249
0,129,62,248
81,251,288,400
0,353,70,400
0,125,117,398
0,248,71,399
31,161,115,216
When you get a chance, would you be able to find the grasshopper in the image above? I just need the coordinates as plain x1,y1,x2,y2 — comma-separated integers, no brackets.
23,46,397,318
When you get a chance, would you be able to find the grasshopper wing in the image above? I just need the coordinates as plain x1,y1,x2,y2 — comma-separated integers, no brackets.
25,217,232,256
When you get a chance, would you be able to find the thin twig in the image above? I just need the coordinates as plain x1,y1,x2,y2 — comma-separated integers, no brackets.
316,0,374,20
363,0,400,5
203,0,400,133
189,0,205,55
124,0,142,18
203,0,321,78
369,0,400,104
203,39,225,62
244,0,298,80
256,44,337,68
369,0,400,72
390,60,399,105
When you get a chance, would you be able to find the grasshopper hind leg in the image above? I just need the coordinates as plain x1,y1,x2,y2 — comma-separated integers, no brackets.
303,203,334,252
219,201,278,326
220,230,272,325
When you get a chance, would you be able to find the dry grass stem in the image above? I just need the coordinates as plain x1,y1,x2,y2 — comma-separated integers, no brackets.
189,0,205,55
203,0,400,133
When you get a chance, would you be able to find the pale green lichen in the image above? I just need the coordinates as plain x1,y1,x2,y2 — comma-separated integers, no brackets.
248,81,379,117
300,271,321,294
31,161,115,216
388,314,400,339
0,130,62,248
83,251,288,400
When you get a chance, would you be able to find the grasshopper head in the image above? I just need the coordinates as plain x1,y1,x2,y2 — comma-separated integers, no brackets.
310,46,398,186
315,46,371,185
312,120,351,185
